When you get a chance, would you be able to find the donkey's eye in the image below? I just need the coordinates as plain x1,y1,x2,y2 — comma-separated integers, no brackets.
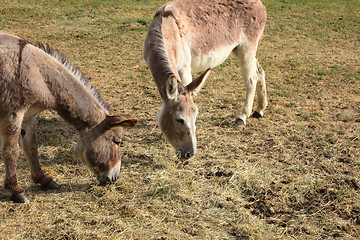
176,118,185,125
113,138,121,146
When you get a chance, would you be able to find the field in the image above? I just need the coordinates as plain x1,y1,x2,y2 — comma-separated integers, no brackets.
0,0,359,239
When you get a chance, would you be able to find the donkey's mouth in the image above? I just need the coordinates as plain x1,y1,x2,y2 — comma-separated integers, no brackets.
97,175,118,185
97,161,121,185
176,150,182,159
176,149,194,160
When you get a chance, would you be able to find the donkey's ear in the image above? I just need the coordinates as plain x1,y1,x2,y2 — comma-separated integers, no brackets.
166,75,179,101
116,118,138,128
104,116,138,129
185,68,211,96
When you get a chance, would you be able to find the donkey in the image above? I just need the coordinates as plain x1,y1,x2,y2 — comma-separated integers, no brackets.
0,32,138,203
144,0,267,159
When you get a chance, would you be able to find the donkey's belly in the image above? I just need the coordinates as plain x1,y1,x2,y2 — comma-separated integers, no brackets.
190,45,236,73
24,106,44,120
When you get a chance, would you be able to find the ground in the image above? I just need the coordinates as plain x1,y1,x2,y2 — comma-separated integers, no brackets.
0,0,359,239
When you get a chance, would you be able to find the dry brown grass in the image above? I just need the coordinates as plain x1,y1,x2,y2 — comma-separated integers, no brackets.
0,0,359,239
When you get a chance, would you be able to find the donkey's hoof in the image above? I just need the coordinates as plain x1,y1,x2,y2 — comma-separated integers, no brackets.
251,111,263,119
41,180,60,190
11,193,30,203
234,118,246,127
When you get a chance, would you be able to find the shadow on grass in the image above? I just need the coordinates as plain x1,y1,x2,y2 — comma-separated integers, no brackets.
36,116,77,148
122,153,154,168
0,152,155,202
0,182,93,203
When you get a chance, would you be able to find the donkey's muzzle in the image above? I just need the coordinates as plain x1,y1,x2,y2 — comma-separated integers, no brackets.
176,150,194,160
97,161,121,185
97,174,119,185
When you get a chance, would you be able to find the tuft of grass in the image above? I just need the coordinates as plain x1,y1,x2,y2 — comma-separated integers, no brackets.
336,113,354,122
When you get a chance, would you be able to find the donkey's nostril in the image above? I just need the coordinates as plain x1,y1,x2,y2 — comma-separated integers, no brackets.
97,175,118,185
184,152,193,159
176,149,194,159
107,176,112,183
111,175,119,183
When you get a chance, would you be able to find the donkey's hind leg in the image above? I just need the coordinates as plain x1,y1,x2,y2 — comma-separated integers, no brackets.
233,46,260,126
21,117,59,190
252,59,267,119
0,111,29,203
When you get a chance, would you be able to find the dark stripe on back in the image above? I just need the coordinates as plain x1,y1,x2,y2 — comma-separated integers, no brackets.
17,39,29,80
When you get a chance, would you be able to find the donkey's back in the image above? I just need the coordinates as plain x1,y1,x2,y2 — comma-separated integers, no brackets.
0,32,23,87
0,32,21,51
0,32,70,119
0,33,26,115
169,0,266,53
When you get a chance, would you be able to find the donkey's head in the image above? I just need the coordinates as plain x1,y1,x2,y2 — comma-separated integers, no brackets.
76,115,138,185
158,69,211,159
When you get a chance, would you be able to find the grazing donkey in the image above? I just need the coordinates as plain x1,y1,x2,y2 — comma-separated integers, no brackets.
0,32,138,203
143,0,267,159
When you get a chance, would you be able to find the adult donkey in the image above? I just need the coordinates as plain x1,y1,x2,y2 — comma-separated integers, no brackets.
144,0,267,159
0,32,138,203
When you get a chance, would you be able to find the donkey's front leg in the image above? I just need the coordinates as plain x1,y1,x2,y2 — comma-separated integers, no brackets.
21,117,59,190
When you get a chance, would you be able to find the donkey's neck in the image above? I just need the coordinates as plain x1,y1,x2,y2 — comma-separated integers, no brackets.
49,66,109,132
144,16,181,102
56,83,108,133
33,45,110,133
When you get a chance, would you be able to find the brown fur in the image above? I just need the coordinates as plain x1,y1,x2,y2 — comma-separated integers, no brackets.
170,0,266,54
144,0,268,158
0,32,138,202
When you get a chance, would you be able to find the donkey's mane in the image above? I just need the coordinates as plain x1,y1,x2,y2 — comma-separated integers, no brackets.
150,14,175,78
33,42,110,111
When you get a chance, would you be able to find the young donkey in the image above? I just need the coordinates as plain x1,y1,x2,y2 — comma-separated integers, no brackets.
144,0,267,159
0,32,138,203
